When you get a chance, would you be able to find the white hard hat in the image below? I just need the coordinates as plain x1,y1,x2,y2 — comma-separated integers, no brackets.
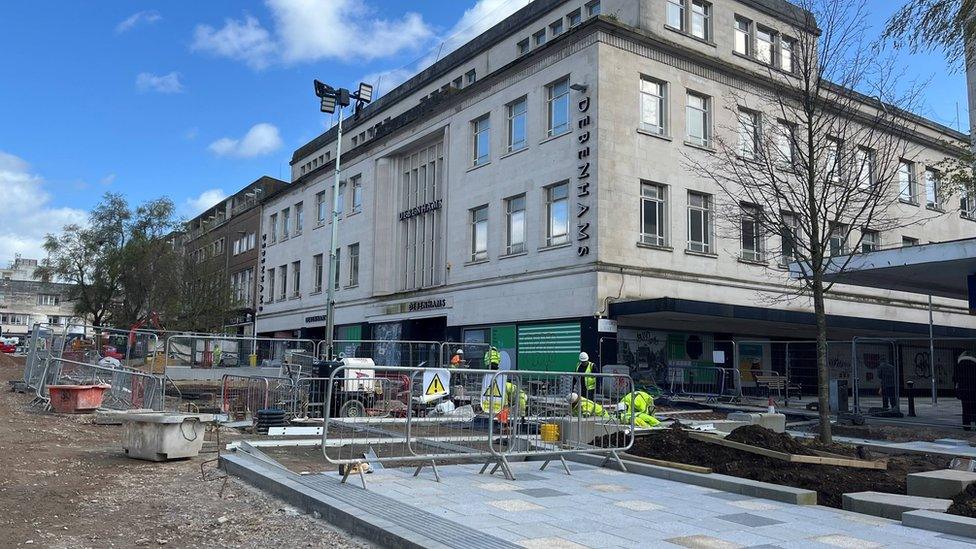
568,392,580,404
456,349,464,355
616,403,627,412
579,352,589,362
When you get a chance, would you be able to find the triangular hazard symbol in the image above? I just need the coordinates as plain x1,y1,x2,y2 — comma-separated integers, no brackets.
482,381,502,398
425,374,446,396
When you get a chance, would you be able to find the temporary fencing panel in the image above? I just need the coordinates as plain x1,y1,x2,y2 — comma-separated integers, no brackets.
221,374,298,420
164,335,315,371
318,339,441,369
319,365,634,487
45,358,167,411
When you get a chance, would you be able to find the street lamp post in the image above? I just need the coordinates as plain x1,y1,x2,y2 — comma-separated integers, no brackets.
314,80,373,360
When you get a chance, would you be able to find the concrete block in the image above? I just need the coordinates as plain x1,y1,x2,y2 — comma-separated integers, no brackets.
94,408,155,425
727,412,786,433
711,420,751,433
121,412,213,461
908,469,976,499
557,416,624,445
902,509,976,539
842,491,952,520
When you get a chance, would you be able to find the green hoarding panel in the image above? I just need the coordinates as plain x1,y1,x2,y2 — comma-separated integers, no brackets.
491,325,517,370
517,322,581,372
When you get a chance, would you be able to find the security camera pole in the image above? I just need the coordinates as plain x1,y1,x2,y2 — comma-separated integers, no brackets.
314,79,373,360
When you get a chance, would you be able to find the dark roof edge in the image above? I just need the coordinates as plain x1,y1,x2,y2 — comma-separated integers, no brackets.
292,0,572,164
186,175,288,225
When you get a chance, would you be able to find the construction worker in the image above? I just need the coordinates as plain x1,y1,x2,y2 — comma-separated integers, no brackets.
484,346,501,369
213,344,223,367
482,376,527,414
449,348,466,368
617,390,659,428
567,392,609,418
573,352,597,401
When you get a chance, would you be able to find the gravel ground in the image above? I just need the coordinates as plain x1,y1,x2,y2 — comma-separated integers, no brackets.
0,354,370,548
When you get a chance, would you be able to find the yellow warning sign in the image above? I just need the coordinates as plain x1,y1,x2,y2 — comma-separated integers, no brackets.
425,374,446,396
483,381,502,398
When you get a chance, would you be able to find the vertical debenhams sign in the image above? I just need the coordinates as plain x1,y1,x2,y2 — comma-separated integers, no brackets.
576,94,592,257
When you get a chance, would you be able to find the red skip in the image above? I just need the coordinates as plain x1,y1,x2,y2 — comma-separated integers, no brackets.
48,384,111,414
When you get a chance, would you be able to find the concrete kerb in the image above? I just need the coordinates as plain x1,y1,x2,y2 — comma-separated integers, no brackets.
220,452,440,549
903,510,976,539
557,452,818,505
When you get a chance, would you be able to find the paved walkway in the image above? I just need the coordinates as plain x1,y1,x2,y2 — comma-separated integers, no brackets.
313,460,975,548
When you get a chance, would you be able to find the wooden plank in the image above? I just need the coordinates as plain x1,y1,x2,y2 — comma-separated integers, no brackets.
622,453,713,474
789,454,887,470
686,431,793,461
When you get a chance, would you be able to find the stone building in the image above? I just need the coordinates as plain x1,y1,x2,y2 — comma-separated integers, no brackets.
0,257,80,339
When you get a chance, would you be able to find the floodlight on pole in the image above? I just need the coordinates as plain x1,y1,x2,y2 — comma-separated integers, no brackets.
313,79,374,361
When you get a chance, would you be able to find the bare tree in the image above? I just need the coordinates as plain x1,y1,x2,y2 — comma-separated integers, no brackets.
685,0,964,442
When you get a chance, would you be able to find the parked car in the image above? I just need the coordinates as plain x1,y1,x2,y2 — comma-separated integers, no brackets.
0,341,16,354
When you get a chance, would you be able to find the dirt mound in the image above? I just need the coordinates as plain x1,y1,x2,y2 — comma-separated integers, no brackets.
949,483,976,518
619,425,948,508
0,353,20,369
726,425,814,455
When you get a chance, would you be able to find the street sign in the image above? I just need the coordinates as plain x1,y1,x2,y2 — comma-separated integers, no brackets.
422,368,450,400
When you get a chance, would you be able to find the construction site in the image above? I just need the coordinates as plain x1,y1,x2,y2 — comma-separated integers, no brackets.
3,325,976,548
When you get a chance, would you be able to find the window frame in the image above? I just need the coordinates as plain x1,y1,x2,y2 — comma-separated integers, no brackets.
639,76,668,136
281,207,291,239
506,194,527,255
291,260,301,297
294,202,304,235
861,229,880,253
640,181,668,247
685,91,711,147
734,16,752,57
739,204,764,262
829,224,848,256
690,0,712,41
925,167,942,210
507,96,528,152
313,253,323,293
898,159,917,204
348,243,360,286
755,25,776,65
549,18,564,37
546,182,570,246
737,107,760,160
686,191,712,253
546,77,571,137
780,212,799,265
472,114,491,166
470,205,489,261
269,213,278,243
666,0,685,31
350,174,363,213
586,0,601,17
316,191,327,223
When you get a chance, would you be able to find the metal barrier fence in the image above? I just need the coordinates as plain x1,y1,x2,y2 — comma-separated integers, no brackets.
663,365,741,402
318,339,441,369
22,323,55,390
164,335,316,371
319,366,633,488
59,323,159,368
40,358,168,411
438,342,495,369
221,374,299,421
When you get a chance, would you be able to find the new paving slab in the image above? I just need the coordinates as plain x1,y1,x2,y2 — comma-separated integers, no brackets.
254,457,976,548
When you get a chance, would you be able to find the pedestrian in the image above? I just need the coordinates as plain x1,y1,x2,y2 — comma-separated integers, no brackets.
877,359,899,412
954,352,976,431
573,352,597,401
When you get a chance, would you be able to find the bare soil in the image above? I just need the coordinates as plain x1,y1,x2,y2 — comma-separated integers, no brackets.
0,354,369,548
826,423,976,444
949,483,976,518
613,424,950,508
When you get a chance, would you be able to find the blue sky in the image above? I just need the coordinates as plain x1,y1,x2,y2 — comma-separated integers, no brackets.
0,0,968,265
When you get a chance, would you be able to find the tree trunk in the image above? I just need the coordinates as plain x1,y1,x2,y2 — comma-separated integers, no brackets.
813,274,833,443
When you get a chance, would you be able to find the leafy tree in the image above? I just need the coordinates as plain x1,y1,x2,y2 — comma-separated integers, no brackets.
883,0,976,70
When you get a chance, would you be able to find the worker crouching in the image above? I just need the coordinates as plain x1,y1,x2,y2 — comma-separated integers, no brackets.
616,390,660,428
567,392,609,418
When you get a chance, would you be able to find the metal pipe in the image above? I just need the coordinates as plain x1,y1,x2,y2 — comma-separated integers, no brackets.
323,107,345,361
929,294,937,405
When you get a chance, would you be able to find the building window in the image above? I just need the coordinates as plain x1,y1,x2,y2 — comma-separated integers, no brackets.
547,77,570,137
734,16,752,56
506,194,526,254
826,137,842,183
687,191,712,253
855,147,875,189
691,0,711,40
756,26,775,64
316,191,327,223
898,160,916,203
508,97,528,152
282,207,291,239
452,76,462,89
737,108,760,160
586,1,601,17
861,229,880,253
962,186,976,219
902,236,919,247
776,121,796,168
269,214,278,243
780,37,796,72
289,261,300,297
686,92,711,147
348,243,360,286
568,9,582,27
640,182,667,247
550,19,564,37
639,77,667,135
268,268,275,301
313,254,323,293
780,212,799,264
472,115,491,166
336,182,346,217
465,69,476,85
36,294,59,306
740,204,764,262
667,0,685,31
517,38,530,56
294,202,304,235
925,168,941,209
350,174,362,213
546,183,570,246
471,205,489,261
829,224,848,256
279,264,287,300
534,29,546,46
332,249,341,290
233,239,241,256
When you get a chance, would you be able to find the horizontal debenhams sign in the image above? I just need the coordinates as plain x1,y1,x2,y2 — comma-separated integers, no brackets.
399,199,442,221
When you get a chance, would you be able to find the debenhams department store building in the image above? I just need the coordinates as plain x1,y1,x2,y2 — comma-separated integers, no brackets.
257,0,976,375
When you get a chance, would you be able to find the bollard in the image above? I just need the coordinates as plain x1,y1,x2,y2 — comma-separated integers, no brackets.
907,380,916,417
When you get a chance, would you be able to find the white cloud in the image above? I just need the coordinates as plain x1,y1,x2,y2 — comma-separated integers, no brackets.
0,151,87,265
363,0,532,95
100,174,116,186
191,0,433,69
116,10,162,34
208,123,283,158
136,71,184,94
184,189,228,215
